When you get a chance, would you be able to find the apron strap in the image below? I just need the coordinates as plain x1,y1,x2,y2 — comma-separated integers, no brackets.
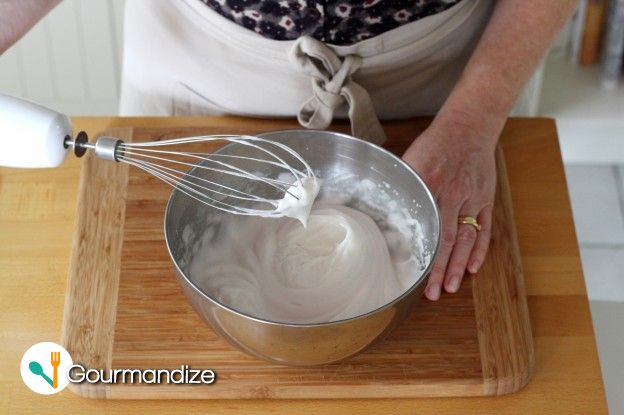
288,36,387,145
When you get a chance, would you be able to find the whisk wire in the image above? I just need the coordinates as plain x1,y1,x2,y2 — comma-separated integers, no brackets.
117,155,278,204
119,147,300,197
121,134,313,175
101,134,317,217
124,157,281,216
189,152,307,180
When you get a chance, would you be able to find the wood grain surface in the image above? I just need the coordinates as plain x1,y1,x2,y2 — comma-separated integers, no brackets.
59,128,131,399
58,121,532,399
0,117,608,414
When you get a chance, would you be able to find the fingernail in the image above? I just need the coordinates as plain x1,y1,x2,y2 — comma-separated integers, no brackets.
469,260,480,274
426,283,441,301
447,275,461,293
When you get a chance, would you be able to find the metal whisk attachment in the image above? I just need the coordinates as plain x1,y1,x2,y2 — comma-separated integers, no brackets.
64,133,317,216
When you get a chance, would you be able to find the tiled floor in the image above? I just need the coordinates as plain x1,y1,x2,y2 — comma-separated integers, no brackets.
565,164,624,415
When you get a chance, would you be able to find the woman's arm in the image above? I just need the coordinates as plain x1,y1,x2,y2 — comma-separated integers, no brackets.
439,0,579,141
0,0,61,54
403,0,579,301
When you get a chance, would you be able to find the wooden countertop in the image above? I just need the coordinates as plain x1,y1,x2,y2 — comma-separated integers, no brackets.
0,117,607,414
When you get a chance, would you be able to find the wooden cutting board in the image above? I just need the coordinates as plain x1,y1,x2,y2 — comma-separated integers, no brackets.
60,120,533,399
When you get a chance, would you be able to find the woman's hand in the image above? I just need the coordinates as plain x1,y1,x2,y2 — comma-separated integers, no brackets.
397,0,577,302
402,115,498,301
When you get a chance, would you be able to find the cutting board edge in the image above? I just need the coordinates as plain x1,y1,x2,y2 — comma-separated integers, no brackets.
473,146,535,396
103,379,487,400
60,127,134,400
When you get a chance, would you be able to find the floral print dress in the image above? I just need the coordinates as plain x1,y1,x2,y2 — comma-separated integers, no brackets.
200,0,464,45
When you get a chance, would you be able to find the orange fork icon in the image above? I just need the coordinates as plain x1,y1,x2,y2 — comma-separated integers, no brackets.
51,351,61,388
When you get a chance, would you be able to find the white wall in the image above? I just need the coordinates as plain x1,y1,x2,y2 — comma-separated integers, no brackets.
0,0,125,115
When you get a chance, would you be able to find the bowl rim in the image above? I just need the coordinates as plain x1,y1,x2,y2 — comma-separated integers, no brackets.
163,128,441,328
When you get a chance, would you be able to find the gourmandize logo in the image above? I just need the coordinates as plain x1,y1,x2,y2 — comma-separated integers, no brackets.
29,351,61,389
20,342,73,395
21,341,217,394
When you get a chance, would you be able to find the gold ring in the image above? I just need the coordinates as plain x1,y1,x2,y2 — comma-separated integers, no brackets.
458,216,481,231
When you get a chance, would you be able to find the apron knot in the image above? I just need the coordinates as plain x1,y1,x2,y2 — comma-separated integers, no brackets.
289,36,386,145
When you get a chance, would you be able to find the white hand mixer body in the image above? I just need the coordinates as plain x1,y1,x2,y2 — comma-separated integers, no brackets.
0,94,320,222
0,94,72,168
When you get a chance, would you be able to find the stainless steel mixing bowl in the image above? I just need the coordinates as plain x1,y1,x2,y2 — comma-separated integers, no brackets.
164,130,440,366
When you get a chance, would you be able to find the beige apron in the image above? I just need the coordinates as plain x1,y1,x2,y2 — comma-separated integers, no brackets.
120,0,497,144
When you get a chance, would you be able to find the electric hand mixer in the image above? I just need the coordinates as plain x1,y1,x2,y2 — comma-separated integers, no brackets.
0,94,318,217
